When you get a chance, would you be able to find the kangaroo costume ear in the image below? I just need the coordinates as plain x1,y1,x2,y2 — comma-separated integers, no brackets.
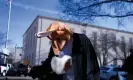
51,55,72,75
35,30,55,38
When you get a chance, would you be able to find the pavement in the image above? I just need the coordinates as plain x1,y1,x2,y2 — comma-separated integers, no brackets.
0,76,38,80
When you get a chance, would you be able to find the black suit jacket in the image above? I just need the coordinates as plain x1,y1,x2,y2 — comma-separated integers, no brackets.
29,33,100,80
122,55,133,74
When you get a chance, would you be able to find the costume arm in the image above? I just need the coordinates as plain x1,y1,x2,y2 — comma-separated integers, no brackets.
28,57,52,79
29,47,54,79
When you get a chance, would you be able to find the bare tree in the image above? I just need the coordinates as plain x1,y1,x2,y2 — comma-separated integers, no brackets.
90,30,116,66
0,32,12,47
0,32,6,46
59,0,133,24
118,37,131,62
98,31,115,66
90,30,132,66
90,32,102,66
111,36,132,64
110,34,121,65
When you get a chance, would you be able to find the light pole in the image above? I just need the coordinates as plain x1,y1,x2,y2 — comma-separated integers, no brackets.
5,0,12,48
14,44,17,63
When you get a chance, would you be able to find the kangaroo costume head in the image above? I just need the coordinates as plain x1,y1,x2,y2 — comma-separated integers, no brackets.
36,22,73,74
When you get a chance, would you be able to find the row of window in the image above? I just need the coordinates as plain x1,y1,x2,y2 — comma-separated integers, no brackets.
82,31,133,47
23,26,37,65
24,52,35,65
24,26,37,51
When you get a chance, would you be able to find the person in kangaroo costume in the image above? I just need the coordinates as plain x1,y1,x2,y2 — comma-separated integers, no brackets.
29,22,100,80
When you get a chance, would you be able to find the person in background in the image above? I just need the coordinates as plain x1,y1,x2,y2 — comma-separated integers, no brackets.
122,48,133,80
29,22,100,80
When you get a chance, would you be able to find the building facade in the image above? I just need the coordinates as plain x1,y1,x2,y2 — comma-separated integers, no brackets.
23,16,133,66
8,47,22,63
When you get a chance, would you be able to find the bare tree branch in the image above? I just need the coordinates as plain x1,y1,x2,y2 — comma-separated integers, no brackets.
89,30,131,66
59,0,133,25
78,0,133,10
91,13,133,18
0,32,12,47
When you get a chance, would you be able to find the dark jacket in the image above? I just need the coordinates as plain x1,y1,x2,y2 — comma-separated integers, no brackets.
29,33,100,80
122,54,133,74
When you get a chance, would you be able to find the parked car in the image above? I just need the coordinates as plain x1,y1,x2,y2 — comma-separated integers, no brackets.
0,52,12,76
118,71,127,80
100,65,120,80
6,66,18,76
6,63,28,76
0,64,12,76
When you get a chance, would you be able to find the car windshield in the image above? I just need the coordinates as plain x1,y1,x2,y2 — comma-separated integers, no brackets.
100,67,110,70
113,67,124,71
0,54,6,65
0,63,7,66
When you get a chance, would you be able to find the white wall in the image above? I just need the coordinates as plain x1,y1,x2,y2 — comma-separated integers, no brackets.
23,18,38,65
9,47,22,63
23,16,133,66
36,17,133,66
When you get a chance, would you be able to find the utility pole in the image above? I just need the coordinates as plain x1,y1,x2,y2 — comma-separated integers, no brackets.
14,44,17,63
5,0,12,48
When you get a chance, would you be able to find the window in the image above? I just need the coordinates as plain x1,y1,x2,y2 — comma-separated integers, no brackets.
29,32,30,47
129,38,132,43
92,32,97,39
111,33,116,47
71,28,75,32
32,53,34,65
129,37,133,48
91,32,97,46
27,32,29,49
100,67,109,71
121,36,125,42
34,26,37,47
120,36,126,52
81,23,87,26
30,31,32,47
113,58,117,65
111,33,116,40
32,29,34,47
113,68,123,71
81,28,86,34
31,31,33,47
49,41,52,45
